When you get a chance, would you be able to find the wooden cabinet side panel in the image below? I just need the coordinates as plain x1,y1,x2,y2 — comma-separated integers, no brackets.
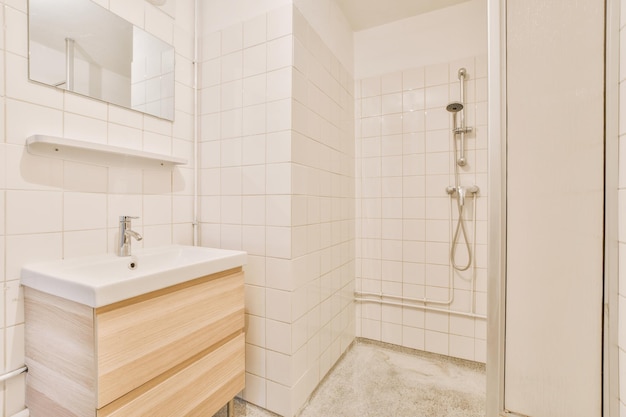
96,271,244,407
24,288,96,417
99,333,245,417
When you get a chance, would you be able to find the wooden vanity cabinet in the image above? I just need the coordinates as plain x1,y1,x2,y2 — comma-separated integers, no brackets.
24,267,245,417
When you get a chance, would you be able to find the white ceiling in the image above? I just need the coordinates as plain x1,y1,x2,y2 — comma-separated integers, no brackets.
335,0,472,31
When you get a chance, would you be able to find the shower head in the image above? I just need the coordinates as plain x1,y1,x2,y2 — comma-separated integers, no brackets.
446,102,464,112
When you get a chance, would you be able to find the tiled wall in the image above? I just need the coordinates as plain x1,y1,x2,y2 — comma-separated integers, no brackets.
355,56,488,363
0,0,195,415
198,3,355,416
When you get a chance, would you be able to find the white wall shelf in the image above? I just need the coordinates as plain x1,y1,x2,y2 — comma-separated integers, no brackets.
26,135,188,169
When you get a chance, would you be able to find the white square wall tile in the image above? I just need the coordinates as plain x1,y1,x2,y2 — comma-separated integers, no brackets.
449,334,474,361
267,67,293,101
243,134,266,165
267,4,293,40
222,22,243,54
6,191,63,235
221,108,243,139
245,343,266,378
266,226,292,259
267,35,293,71
243,372,266,407
6,99,63,145
381,322,402,345
243,74,267,106
220,224,242,250
246,313,266,348
266,163,292,194
110,0,144,27
220,80,243,111
64,193,107,231
145,6,174,44
221,51,243,83
361,76,381,97
425,330,448,355
381,72,402,94
425,85,450,110
202,30,221,60
6,53,63,109
5,7,28,58
243,195,266,225
266,257,294,291
202,58,221,89
6,233,62,280
266,288,292,322
243,104,267,136
142,225,173,248
243,44,268,78
242,225,266,256
266,99,292,133
201,85,221,114
266,380,293,417
143,195,172,225
63,161,109,193
245,284,266,317
64,229,108,259
107,123,142,150
220,195,242,224
244,14,267,48
403,67,424,90
243,165,266,195
425,63,449,87
266,318,292,354
173,224,193,246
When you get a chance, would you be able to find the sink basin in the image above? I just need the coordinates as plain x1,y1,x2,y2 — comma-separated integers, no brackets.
21,245,247,307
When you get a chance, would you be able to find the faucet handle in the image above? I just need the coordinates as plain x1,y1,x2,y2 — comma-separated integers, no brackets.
119,215,140,221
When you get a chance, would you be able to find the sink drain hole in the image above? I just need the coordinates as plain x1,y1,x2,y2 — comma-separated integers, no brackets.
128,261,137,270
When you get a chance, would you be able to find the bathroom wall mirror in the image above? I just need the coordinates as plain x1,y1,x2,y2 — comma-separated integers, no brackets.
28,0,175,121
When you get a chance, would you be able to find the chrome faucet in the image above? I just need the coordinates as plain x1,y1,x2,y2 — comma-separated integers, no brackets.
118,216,143,256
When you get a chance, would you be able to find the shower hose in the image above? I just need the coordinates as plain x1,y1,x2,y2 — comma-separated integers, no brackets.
450,196,475,271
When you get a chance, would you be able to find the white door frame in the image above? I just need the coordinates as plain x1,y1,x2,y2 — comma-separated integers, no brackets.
602,0,620,415
485,0,620,416
485,0,506,415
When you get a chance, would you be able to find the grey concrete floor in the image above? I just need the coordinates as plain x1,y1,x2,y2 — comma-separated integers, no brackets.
214,339,486,417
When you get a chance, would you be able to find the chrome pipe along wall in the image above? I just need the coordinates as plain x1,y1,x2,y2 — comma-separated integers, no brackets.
0,365,28,383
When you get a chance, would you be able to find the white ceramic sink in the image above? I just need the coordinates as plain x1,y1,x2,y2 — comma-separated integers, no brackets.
21,245,247,308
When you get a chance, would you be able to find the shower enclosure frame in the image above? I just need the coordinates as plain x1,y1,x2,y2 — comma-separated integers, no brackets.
485,0,506,414
486,0,620,416
603,1,621,416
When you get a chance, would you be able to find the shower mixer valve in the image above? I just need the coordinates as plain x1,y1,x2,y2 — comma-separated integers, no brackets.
446,185,479,206
454,126,473,134
446,185,479,195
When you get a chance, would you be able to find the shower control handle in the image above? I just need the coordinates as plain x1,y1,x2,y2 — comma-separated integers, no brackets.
446,185,480,198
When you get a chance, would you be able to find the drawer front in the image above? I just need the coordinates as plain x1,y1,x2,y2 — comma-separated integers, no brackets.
98,333,245,417
96,269,244,407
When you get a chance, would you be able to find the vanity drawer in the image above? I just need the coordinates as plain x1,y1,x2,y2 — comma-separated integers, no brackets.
95,268,244,407
98,333,245,417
